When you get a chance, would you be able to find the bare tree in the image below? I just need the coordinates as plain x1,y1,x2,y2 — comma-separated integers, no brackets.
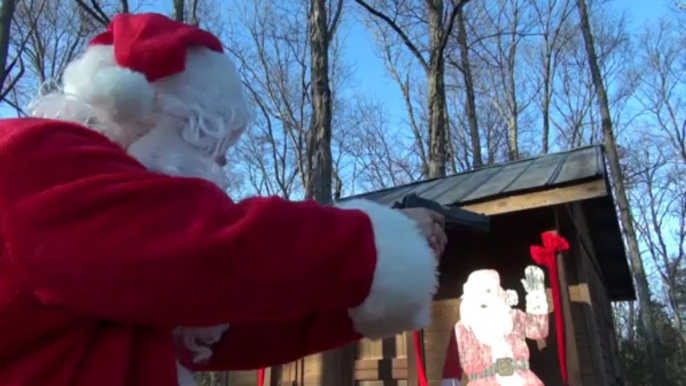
633,17,686,166
629,17,686,348
450,5,482,167
355,0,470,178
0,0,18,98
169,0,211,26
225,0,349,200
173,0,184,22
340,99,420,189
528,0,575,154
468,0,537,161
8,0,107,113
226,0,311,198
74,0,111,27
576,0,669,384
0,0,36,108
629,144,686,349
306,0,342,203
366,23,429,176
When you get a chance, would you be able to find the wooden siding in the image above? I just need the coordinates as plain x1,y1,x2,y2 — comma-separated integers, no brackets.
562,203,626,386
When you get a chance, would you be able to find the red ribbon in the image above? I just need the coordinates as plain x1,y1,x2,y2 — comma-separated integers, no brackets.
413,330,428,386
257,368,265,386
530,231,569,385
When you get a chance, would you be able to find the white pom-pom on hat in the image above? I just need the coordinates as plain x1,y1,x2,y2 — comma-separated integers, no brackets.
63,60,154,122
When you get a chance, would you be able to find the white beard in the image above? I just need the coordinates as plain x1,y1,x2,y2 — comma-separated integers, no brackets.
460,305,524,386
127,128,229,386
461,298,514,348
127,126,228,190
470,310,513,348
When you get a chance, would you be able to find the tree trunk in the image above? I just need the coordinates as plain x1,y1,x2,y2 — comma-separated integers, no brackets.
506,14,519,161
0,0,16,88
576,0,668,384
455,6,482,168
173,0,184,22
306,0,333,203
542,51,552,154
427,0,448,178
189,0,200,26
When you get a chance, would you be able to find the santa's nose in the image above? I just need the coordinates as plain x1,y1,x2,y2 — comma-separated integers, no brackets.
480,304,487,309
215,155,227,166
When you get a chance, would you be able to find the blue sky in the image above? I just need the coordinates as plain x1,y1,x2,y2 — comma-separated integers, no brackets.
339,0,674,130
2,0,673,121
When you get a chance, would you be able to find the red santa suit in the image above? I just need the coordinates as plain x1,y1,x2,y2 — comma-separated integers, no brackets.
0,13,438,386
453,269,548,386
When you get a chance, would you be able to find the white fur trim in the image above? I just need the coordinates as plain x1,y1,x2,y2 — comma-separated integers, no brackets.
62,45,154,122
337,199,438,340
174,324,230,365
177,361,196,386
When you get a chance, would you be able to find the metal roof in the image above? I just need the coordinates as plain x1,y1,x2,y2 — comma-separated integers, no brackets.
342,145,605,206
340,145,635,301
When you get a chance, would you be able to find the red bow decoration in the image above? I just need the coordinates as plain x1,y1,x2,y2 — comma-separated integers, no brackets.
257,368,265,386
530,231,569,385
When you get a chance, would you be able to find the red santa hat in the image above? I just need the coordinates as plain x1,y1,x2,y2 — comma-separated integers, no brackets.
63,13,221,122
60,13,250,153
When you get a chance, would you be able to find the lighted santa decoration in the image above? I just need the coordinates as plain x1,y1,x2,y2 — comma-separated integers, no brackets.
452,267,549,386
0,13,446,386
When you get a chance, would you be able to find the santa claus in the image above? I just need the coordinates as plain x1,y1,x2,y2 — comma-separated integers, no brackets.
453,267,549,386
0,13,447,386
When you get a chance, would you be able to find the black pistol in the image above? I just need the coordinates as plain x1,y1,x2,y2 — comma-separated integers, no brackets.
392,193,490,234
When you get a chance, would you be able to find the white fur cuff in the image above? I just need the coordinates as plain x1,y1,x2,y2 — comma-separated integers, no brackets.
174,324,230,365
336,199,438,340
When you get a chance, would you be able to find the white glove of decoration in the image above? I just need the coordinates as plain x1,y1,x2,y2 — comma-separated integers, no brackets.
521,265,548,315
505,289,519,307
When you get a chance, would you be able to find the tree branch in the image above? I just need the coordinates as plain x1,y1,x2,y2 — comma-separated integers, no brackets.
438,0,470,62
75,0,109,26
354,0,429,71
327,0,344,38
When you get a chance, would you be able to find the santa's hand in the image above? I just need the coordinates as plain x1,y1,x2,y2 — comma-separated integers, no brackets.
400,208,447,259
505,289,519,307
520,265,545,293
525,290,549,315
521,266,548,314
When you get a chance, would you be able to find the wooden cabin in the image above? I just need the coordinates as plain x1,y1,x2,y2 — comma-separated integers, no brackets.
224,145,634,386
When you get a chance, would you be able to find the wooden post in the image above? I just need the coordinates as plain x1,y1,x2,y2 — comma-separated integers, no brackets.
321,345,355,386
567,203,610,385
551,211,583,386
555,240,583,385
